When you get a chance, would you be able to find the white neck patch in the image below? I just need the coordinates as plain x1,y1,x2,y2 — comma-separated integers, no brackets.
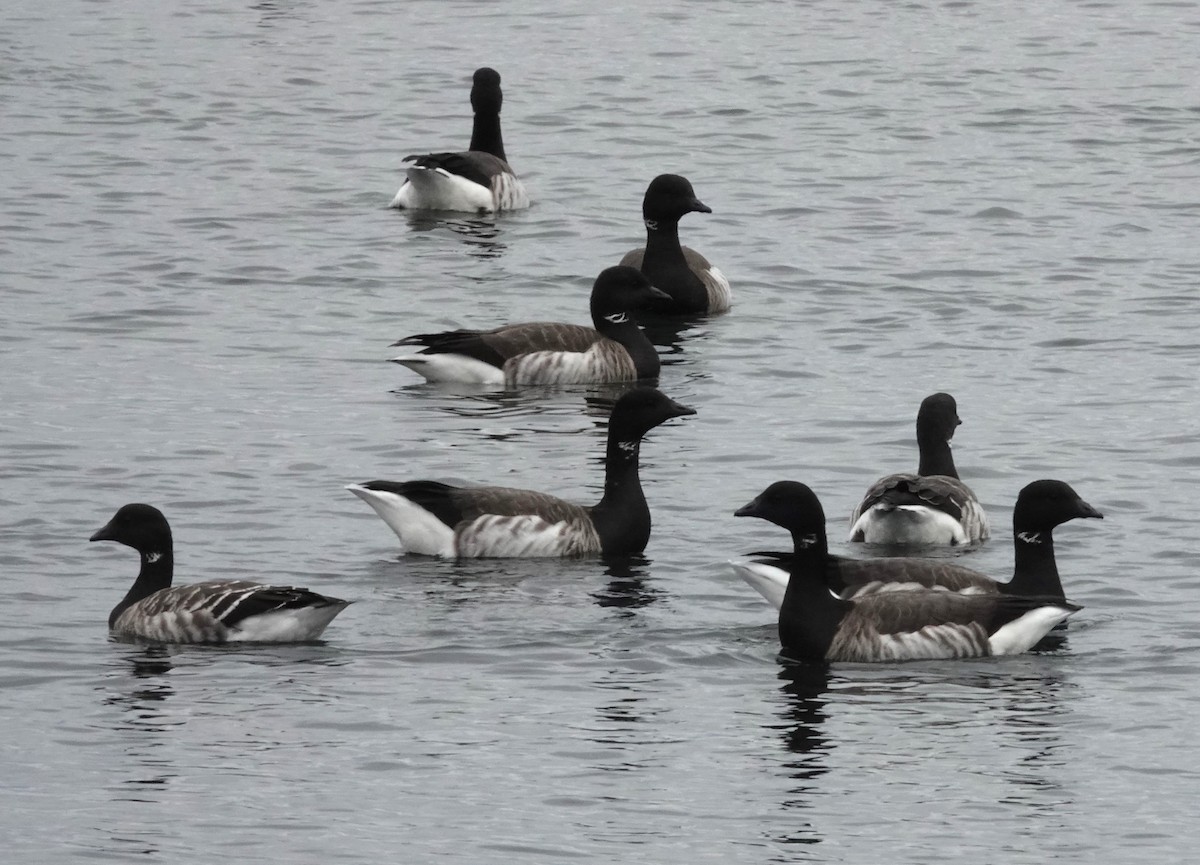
644,218,658,231
1017,532,1043,545
144,551,163,563
604,312,629,324
617,440,639,455
796,533,820,549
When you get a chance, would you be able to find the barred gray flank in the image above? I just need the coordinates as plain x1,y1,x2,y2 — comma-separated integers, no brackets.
505,339,637,385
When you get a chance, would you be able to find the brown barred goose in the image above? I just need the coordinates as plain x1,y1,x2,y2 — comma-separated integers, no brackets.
90,504,349,643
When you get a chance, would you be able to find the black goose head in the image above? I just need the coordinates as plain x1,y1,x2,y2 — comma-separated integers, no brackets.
470,67,503,115
641,173,713,225
1013,480,1103,534
734,481,826,544
915,392,961,445
607,387,695,441
590,266,672,325
90,503,173,556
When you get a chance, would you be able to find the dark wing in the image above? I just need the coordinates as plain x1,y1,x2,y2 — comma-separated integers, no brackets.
394,323,601,367
829,554,998,597
680,246,714,272
356,480,588,529
851,589,1000,635
146,580,346,630
853,473,975,522
451,485,591,525
358,480,467,528
852,590,1077,638
403,150,514,188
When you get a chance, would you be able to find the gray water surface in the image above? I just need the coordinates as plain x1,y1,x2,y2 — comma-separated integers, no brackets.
4,0,1200,862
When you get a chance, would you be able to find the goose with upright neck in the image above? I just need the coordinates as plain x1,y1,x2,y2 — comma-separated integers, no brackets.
734,479,1101,610
731,482,1082,662
347,388,695,557
390,266,668,385
849,392,989,545
390,67,529,213
90,504,350,643
619,174,731,315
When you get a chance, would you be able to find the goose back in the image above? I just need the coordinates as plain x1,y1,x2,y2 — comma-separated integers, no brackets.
390,68,528,212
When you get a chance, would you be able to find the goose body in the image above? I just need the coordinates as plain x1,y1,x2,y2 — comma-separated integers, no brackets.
390,68,529,213
620,174,730,315
90,504,349,644
733,482,1084,662
391,267,667,386
849,393,989,545
348,387,694,558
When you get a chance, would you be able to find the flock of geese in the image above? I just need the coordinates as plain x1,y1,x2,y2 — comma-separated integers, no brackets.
89,68,1103,665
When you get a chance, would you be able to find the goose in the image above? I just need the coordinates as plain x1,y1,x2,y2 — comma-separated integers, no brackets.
735,479,1102,610
731,482,1081,662
90,504,350,643
619,174,731,315
391,266,668,385
849,392,989,545
389,67,529,213
347,387,694,557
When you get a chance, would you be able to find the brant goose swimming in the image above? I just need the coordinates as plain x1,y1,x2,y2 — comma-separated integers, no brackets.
731,482,1084,662
347,388,694,557
620,174,730,315
90,504,349,643
391,266,667,385
389,67,529,213
849,393,989,545
736,479,1101,608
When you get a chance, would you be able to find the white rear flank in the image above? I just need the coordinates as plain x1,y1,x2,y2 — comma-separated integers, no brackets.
391,353,506,385
225,604,348,642
391,165,528,213
987,605,1076,656
345,483,456,556
704,266,732,313
729,560,789,609
391,166,497,212
849,504,970,545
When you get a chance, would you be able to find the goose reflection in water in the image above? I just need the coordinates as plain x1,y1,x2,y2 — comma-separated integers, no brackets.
401,213,507,259
103,646,176,726
769,662,833,850
592,554,659,612
636,310,715,354
101,645,180,819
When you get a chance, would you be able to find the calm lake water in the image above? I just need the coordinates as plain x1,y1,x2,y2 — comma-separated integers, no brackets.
4,0,1200,861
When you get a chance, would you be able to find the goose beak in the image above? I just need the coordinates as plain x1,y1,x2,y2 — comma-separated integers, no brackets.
690,198,712,214
1077,499,1104,520
90,521,116,542
668,401,697,419
734,497,761,518
647,283,673,302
